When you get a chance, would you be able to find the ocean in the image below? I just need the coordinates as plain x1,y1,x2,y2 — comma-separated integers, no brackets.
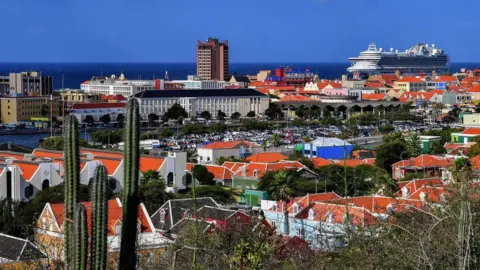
0,62,478,90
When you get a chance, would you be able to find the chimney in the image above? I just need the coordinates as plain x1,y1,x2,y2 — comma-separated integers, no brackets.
401,187,409,199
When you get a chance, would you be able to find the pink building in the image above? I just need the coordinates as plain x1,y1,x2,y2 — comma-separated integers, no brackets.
322,87,348,96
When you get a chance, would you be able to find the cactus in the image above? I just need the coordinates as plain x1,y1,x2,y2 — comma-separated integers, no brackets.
90,165,108,270
64,115,80,268
119,98,140,269
73,204,88,270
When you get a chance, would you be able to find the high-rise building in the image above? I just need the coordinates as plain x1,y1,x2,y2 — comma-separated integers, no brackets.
196,38,229,81
8,71,53,96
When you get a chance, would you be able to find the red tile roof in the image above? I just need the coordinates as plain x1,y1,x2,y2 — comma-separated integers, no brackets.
461,127,480,135
311,157,333,168
408,186,447,202
92,157,122,175
471,155,480,169
317,82,342,89
269,192,342,213
139,156,164,173
245,152,288,163
33,149,63,159
399,91,435,102
80,149,124,159
186,163,233,181
12,161,39,181
439,76,458,82
0,151,25,160
380,75,399,83
48,199,153,235
331,196,422,215
396,77,424,83
295,202,377,226
467,85,480,93
396,178,444,196
199,141,259,150
279,95,311,102
107,94,127,101
392,155,454,168
333,158,375,167
362,93,386,101
72,103,126,109
230,161,305,178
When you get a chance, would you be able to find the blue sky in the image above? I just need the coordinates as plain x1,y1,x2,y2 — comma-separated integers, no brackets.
1,0,478,63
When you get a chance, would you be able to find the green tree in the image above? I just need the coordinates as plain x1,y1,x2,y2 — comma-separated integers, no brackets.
375,141,408,174
231,112,241,120
467,142,480,158
40,136,92,151
187,186,236,204
264,103,284,120
271,134,281,147
148,113,159,126
200,111,212,120
383,132,406,144
216,156,244,165
246,111,256,118
41,104,50,117
164,103,188,120
267,170,295,234
406,133,423,157
91,130,123,145
99,114,111,125
84,115,95,125
139,170,162,186
261,140,268,152
192,165,215,185
116,113,125,128
217,110,227,120
429,140,446,155
159,128,174,138
138,176,168,213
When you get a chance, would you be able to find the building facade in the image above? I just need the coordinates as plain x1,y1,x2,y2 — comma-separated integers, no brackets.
8,72,53,96
60,89,102,103
81,74,157,96
69,103,126,124
0,96,61,124
196,38,229,81
134,89,269,119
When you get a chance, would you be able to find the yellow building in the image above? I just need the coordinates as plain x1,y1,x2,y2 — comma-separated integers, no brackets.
393,77,426,92
60,89,102,103
0,96,61,124
463,113,480,126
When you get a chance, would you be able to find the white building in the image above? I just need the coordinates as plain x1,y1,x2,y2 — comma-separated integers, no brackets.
196,141,262,164
70,103,126,123
134,89,269,119
347,88,376,101
171,78,227,90
81,74,158,96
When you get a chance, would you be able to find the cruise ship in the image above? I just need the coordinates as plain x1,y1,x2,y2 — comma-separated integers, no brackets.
347,43,449,76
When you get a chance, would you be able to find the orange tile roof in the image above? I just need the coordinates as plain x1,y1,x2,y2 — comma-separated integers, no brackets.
269,192,342,213
317,82,342,89
245,152,287,163
396,178,444,196
467,85,480,93
295,202,377,226
362,93,386,101
331,196,422,215
408,186,446,202
250,81,265,87
333,159,375,167
0,151,25,160
234,161,305,178
396,76,424,83
392,154,453,168
364,81,385,88
12,161,39,181
438,76,458,82
222,161,247,173
139,156,164,173
444,142,475,151
80,149,124,158
311,157,333,168
186,163,233,181
199,141,259,150
399,91,435,102
279,95,312,102
461,127,480,135
380,75,399,83
82,81,89,85
471,155,480,169
92,156,122,175
33,149,63,159
49,199,153,235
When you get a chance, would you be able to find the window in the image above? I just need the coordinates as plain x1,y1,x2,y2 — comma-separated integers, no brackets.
326,212,334,223
167,172,174,187
293,205,299,214
6,171,12,199
296,227,304,237
308,208,315,220
42,179,50,190
115,224,122,235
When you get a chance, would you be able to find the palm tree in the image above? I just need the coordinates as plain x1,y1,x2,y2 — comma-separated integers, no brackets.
421,101,428,116
271,134,281,147
261,140,268,152
267,170,295,234
407,133,423,157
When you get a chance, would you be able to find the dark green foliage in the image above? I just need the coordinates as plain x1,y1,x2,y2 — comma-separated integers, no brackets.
429,140,446,155
181,123,208,135
187,186,236,204
148,113,160,126
210,123,227,133
40,136,92,151
378,125,395,133
375,141,409,174
91,130,123,145
216,156,244,165
246,111,256,118
217,110,227,120
402,172,425,181
241,119,270,130
99,114,111,125
41,104,50,117
73,204,88,270
231,112,241,119
116,114,125,127
192,165,215,185
200,111,212,120
64,115,80,268
382,132,406,144
138,178,168,213
264,103,284,120
119,98,140,269
164,103,188,120
84,115,95,125
90,165,108,270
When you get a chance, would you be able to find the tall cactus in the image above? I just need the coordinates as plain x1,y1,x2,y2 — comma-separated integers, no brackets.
73,204,88,270
64,115,80,268
119,98,140,269
90,165,108,270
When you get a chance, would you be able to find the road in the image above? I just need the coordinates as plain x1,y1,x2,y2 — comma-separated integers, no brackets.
347,135,384,148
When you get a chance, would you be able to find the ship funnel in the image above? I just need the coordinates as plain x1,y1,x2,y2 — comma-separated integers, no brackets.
390,48,393,52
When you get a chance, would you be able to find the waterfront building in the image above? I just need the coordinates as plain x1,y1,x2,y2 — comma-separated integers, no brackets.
0,96,61,125
80,73,158,96
69,103,126,124
8,71,53,97
393,76,427,92
134,89,269,120
197,38,229,81
170,78,227,90
60,89,102,103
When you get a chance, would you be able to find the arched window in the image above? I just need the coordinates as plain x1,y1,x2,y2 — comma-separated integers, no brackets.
42,179,50,190
25,184,34,198
167,173,174,187
109,178,117,191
